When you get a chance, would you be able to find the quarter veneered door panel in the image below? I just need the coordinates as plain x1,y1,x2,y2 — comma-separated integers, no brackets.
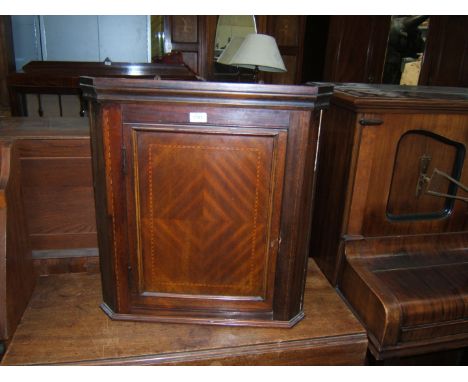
126,125,285,311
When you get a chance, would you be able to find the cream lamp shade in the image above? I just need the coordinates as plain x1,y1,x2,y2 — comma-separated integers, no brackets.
228,33,286,72
217,37,245,65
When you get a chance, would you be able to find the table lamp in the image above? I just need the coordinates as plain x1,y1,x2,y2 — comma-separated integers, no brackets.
228,33,286,82
217,37,245,66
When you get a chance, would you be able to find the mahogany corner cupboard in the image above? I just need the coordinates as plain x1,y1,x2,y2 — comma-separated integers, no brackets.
80,78,332,327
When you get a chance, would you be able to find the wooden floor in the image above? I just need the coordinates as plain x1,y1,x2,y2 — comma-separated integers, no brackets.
1,259,367,365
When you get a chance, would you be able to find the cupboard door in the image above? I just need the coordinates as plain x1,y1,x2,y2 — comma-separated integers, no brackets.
124,124,287,315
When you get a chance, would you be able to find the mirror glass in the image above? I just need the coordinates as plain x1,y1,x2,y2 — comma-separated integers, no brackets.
212,16,257,82
214,16,257,60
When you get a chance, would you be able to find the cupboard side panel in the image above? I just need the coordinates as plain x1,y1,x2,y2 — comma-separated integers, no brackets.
310,104,358,284
273,110,318,320
89,103,123,312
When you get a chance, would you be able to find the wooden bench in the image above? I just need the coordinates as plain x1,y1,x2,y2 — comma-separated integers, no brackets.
0,117,98,348
0,117,97,269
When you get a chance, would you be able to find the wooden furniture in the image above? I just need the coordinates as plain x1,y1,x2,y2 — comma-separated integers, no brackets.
1,259,368,365
309,83,468,360
0,117,98,348
418,15,468,87
164,16,306,84
322,16,468,87
323,16,391,84
81,77,332,327
0,16,15,116
262,16,306,85
164,16,210,79
0,129,35,348
0,117,96,257
7,60,199,117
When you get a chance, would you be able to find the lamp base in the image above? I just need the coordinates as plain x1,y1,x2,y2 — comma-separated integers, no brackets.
253,65,259,83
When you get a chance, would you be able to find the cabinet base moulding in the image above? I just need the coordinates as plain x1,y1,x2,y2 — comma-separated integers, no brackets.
100,303,305,328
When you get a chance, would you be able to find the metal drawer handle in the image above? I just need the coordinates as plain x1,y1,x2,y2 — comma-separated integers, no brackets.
359,118,383,126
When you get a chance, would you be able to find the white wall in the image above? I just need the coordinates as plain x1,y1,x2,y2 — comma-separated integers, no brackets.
40,16,100,61
12,15,150,70
97,16,150,62
11,16,42,70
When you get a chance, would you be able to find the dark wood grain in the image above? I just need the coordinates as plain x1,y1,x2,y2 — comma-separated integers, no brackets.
0,141,35,344
321,15,467,87
311,83,468,280
310,99,360,284
80,77,332,108
309,83,468,360
350,112,468,237
32,248,99,276
0,117,104,344
164,16,207,77
20,60,198,79
0,118,97,253
21,151,95,247
0,116,90,138
386,131,459,218
1,259,367,366
342,233,468,359
131,129,281,300
323,16,391,83
0,16,15,114
8,61,199,117
419,16,468,87
83,78,332,327
263,16,306,85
